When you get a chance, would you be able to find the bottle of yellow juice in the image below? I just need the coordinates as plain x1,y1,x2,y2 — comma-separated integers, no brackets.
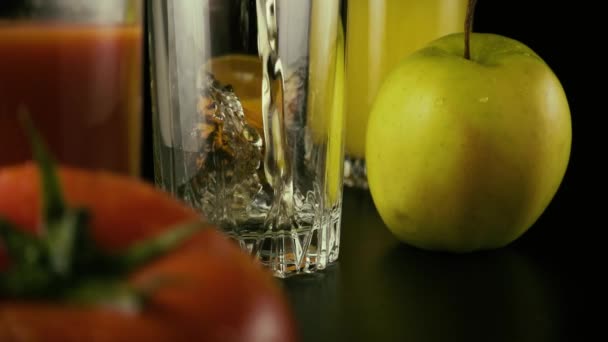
344,0,467,188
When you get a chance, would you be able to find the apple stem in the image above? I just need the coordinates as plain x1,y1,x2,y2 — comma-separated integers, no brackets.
464,0,478,60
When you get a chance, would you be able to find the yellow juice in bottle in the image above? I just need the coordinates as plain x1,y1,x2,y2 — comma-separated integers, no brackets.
345,0,468,159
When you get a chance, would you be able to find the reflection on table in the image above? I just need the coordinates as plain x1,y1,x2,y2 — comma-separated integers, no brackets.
283,188,566,342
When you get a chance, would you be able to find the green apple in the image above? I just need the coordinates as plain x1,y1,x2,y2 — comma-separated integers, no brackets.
365,31,572,253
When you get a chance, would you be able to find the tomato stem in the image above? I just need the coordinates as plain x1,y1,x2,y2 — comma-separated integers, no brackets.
464,0,478,60
0,116,205,305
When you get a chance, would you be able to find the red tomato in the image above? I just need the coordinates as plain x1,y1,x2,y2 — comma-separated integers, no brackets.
0,163,298,342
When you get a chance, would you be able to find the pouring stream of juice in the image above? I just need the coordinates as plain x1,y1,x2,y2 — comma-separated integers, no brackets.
256,0,295,231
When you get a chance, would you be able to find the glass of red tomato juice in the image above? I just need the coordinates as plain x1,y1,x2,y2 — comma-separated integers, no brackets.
0,1,143,177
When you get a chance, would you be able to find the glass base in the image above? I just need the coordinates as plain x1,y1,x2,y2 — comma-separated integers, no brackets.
224,205,342,278
343,156,368,189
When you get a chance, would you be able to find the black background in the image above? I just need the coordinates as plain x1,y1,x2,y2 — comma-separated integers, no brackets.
471,2,599,326
473,1,600,337
472,1,596,249
141,0,600,339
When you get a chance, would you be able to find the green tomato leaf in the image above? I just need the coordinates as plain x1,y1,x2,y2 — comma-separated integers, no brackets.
0,218,45,268
19,111,67,226
63,275,177,313
117,221,203,271
64,278,145,313
0,267,56,298
45,208,90,277
0,219,55,297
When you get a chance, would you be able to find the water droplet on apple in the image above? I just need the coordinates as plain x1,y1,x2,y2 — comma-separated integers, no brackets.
478,97,489,103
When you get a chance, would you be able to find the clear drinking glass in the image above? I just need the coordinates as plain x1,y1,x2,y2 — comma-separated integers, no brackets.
0,0,143,177
148,0,345,277
343,0,468,189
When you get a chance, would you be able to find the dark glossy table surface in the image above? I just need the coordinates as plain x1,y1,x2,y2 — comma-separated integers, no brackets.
282,188,584,342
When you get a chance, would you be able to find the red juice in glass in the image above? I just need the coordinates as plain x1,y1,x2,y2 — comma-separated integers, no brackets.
0,23,142,176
